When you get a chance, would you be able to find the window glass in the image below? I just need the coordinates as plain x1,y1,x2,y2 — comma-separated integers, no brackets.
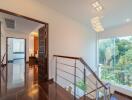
99,36,132,88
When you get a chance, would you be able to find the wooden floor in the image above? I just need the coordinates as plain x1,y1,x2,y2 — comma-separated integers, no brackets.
112,92,132,100
0,59,132,100
0,59,75,100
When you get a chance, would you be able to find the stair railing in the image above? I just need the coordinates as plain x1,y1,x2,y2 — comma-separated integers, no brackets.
53,55,111,100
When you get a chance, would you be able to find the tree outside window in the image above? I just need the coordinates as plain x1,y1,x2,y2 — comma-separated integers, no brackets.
99,36,132,88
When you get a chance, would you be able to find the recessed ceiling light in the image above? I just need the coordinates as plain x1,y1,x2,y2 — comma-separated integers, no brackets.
96,6,103,12
92,1,99,8
91,16,104,32
92,1,103,12
126,18,131,23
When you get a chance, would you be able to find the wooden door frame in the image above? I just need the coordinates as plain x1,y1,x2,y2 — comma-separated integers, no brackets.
0,9,49,80
0,9,48,25
0,21,1,93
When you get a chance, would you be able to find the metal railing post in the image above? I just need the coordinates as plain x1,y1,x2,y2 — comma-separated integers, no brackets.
105,89,108,100
103,88,107,100
55,57,58,100
96,81,99,100
55,57,58,83
53,55,111,100
74,59,77,100
108,87,111,100
84,67,86,100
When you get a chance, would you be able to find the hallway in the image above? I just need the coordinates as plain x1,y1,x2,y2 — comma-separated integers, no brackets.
0,59,75,100
0,59,131,100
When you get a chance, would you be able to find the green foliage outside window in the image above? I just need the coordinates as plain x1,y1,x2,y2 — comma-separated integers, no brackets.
76,80,87,91
99,36,132,88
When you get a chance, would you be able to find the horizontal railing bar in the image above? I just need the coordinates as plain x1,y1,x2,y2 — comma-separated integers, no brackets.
85,83,110,96
56,75,82,98
54,55,80,60
57,73,96,98
57,68,83,80
86,84,106,95
79,58,107,89
57,74,74,84
57,62,84,73
87,93,95,98
57,74,89,92
86,76,96,86
54,55,107,89
85,84,95,92
76,66,84,73
57,62,75,67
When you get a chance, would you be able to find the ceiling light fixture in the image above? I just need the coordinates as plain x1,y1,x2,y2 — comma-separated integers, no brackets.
92,1,99,8
91,16,104,32
126,18,131,23
92,1,103,12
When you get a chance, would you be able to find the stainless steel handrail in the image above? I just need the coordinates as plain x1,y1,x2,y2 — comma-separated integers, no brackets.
53,55,110,100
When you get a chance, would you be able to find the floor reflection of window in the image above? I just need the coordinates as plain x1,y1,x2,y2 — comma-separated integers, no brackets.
99,36,132,88
13,61,25,84
7,60,25,89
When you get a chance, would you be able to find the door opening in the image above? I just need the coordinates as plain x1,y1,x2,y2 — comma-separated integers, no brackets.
7,38,26,63
6,37,26,90
0,9,49,84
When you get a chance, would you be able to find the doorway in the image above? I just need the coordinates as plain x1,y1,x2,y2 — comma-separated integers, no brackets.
6,37,26,90
0,9,49,82
7,37,26,63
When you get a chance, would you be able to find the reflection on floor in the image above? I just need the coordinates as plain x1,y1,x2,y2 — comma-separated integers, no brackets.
0,59,40,100
1,60,25,96
0,59,132,100
0,59,75,100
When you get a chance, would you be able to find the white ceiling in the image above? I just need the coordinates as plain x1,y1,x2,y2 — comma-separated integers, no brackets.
38,0,132,30
0,12,42,34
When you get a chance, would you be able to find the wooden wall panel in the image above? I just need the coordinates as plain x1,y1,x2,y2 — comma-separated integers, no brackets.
38,24,48,82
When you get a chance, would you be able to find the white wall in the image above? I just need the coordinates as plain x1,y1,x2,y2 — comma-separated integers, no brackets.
99,22,132,39
0,0,97,80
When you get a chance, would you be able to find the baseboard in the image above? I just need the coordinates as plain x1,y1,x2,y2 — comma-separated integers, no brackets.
26,61,29,63
48,78,54,82
115,91,132,99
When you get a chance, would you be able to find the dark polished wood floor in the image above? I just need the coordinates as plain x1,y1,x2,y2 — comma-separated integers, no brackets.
0,59,132,100
113,92,132,100
0,59,75,100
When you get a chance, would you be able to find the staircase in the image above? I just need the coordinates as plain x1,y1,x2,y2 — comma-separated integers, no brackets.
53,55,112,100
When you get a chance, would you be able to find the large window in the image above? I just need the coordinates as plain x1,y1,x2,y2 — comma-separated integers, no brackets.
99,36,132,88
